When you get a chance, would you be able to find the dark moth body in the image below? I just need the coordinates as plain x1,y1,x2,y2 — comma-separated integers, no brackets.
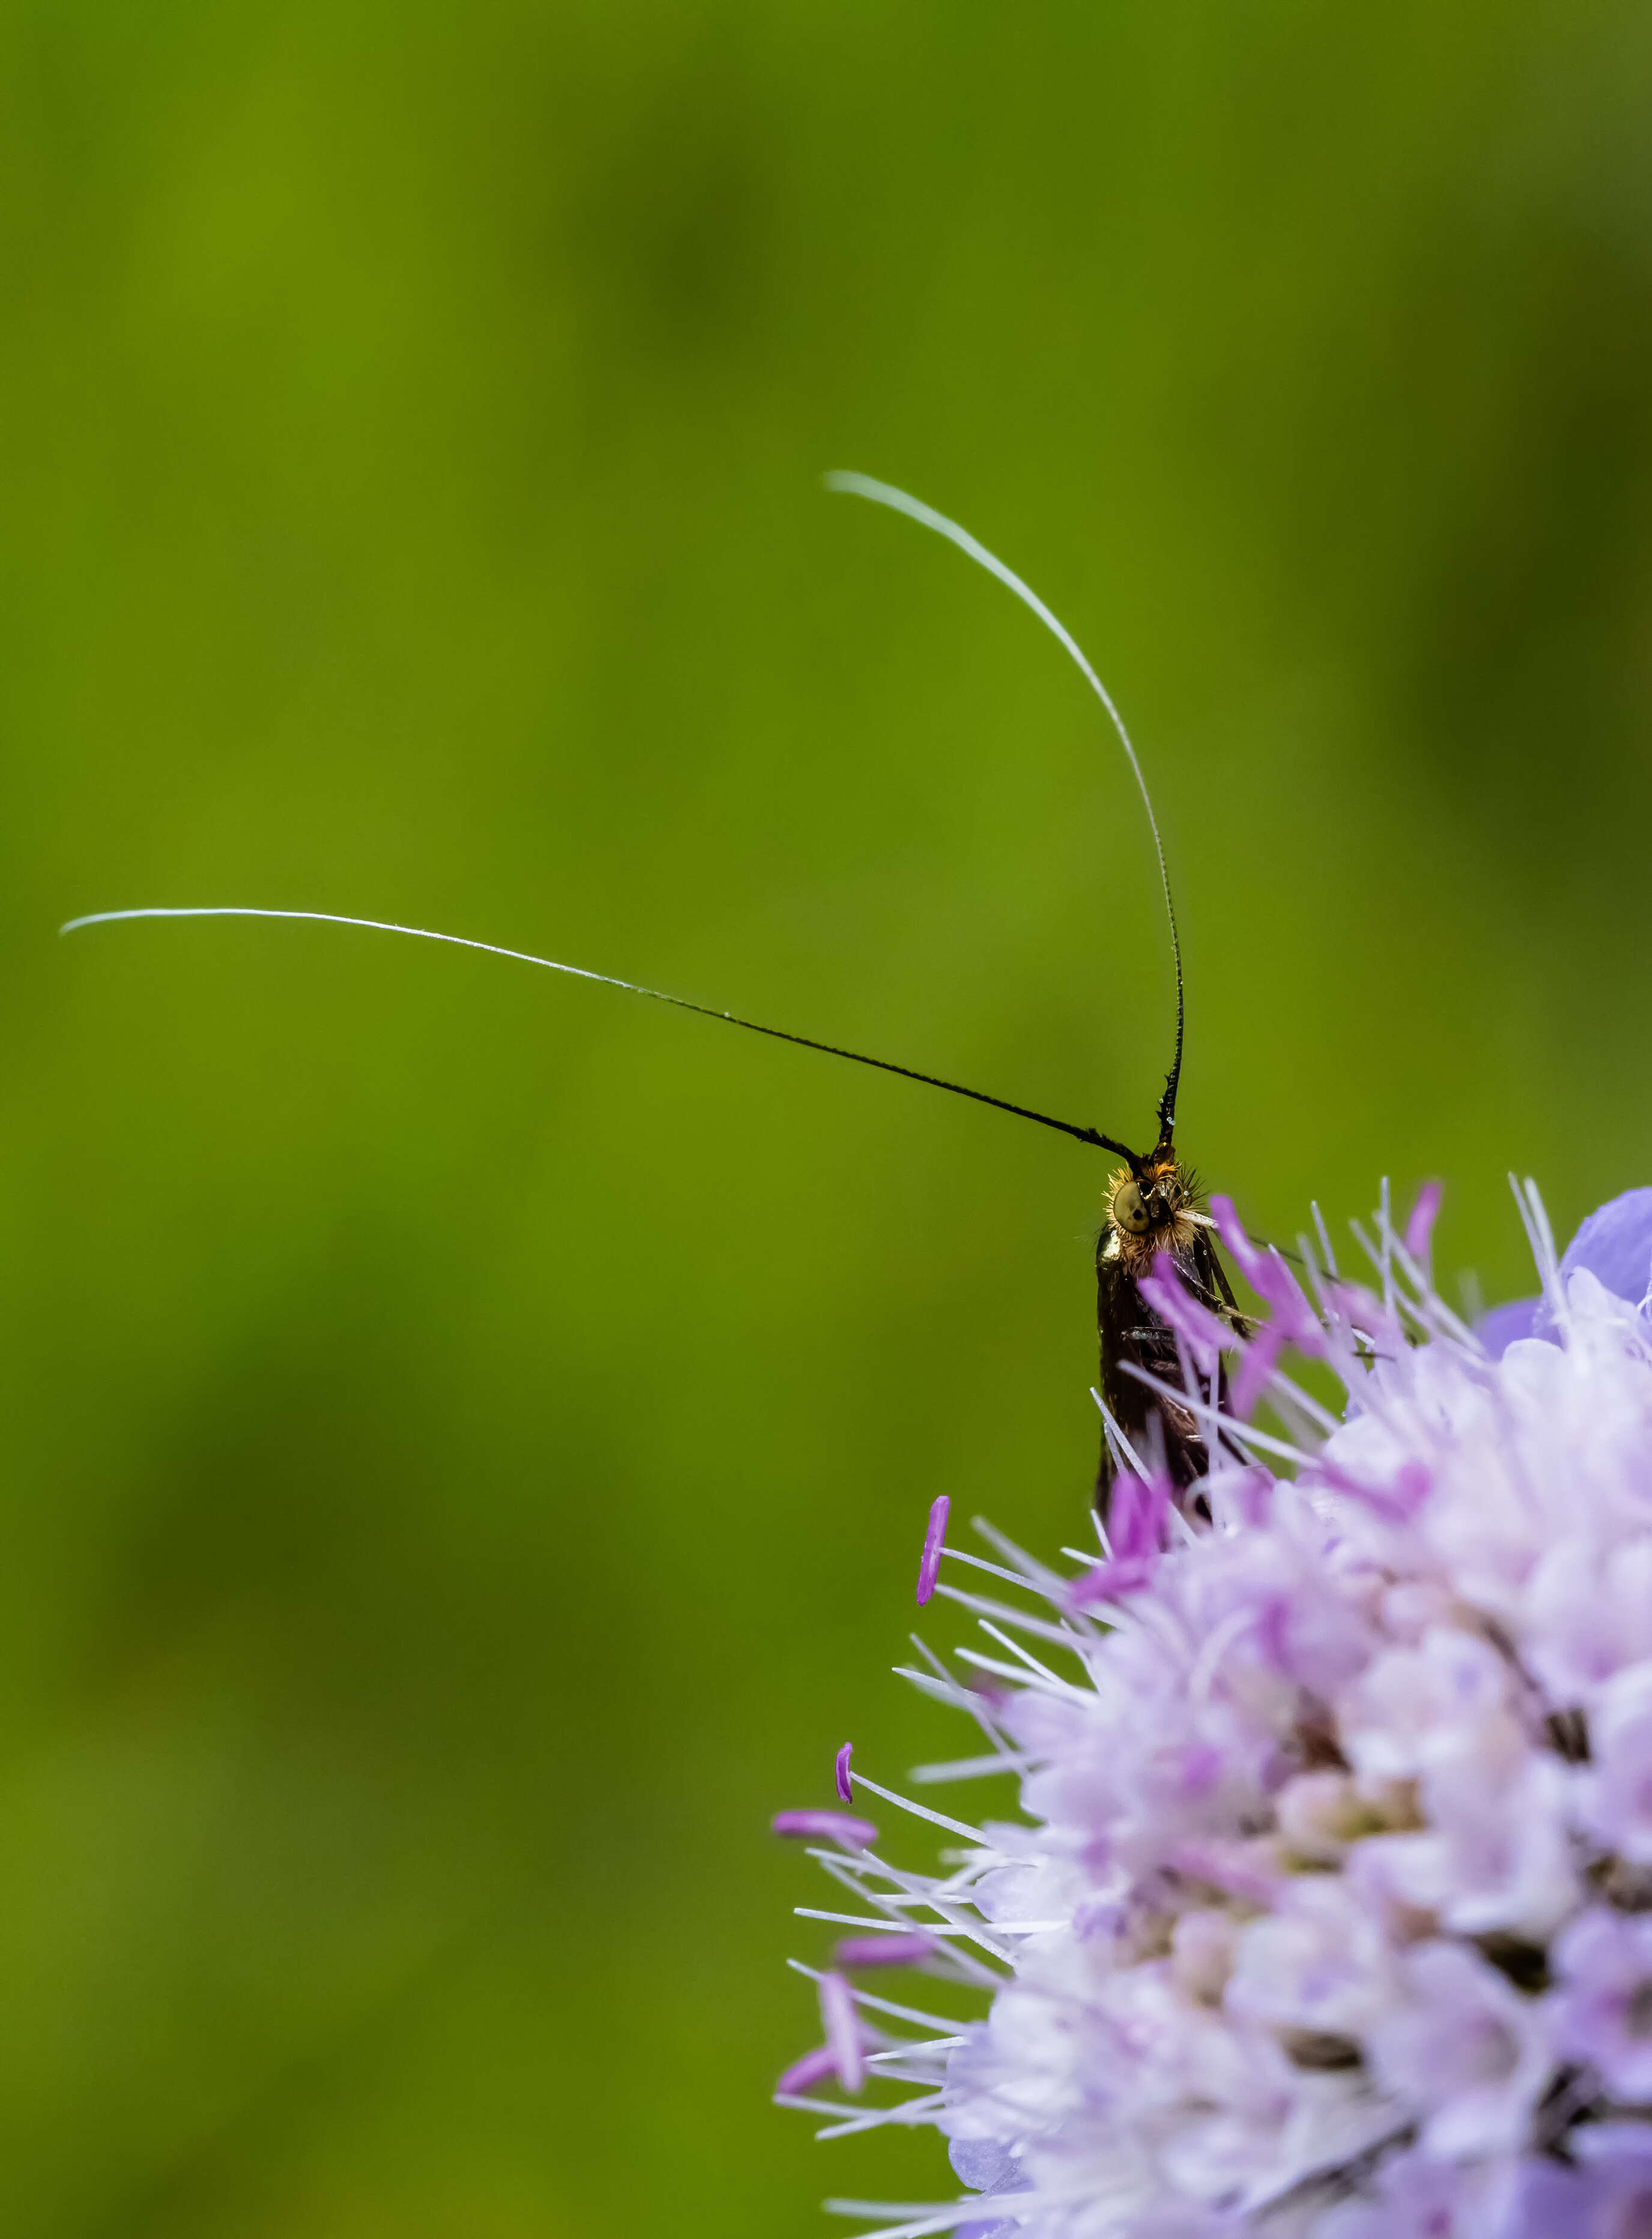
1093,1145,1244,1523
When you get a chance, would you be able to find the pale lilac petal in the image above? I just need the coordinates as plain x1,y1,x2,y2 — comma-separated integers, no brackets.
1330,2151,1517,2238
1365,1940,1553,2157
1225,1877,1395,2036
950,2136,1032,2239
1510,2126,1652,2238
1561,1183,1652,1302
1534,1183,1652,1334
1506,2156,1596,2239
1553,1907,1652,2098
1477,1296,1539,1359
1162,1836,1281,1907
950,2139,1024,2190
1576,1660,1652,1863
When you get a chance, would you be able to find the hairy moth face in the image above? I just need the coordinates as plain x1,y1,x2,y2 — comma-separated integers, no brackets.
1104,1156,1200,1275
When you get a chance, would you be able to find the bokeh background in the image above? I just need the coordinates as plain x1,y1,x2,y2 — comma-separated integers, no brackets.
4,1,1652,2229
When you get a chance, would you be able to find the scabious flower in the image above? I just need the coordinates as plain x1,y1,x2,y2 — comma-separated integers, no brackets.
774,1180,1652,2237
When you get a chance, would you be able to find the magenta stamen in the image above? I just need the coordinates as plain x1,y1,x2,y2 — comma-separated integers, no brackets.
834,1742,854,1805
835,1931,937,1968
1137,1251,1228,1375
1210,1192,1325,1356
1230,1323,1286,1422
1070,1555,1154,1606
1307,1453,1432,1525
776,2043,840,2097
1071,1462,1175,1603
1404,1179,1444,1270
771,1808,879,1849
917,1493,950,1605
819,1969,866,2094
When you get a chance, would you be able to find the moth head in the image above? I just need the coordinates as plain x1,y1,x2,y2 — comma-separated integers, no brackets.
1108,1156,1186,1242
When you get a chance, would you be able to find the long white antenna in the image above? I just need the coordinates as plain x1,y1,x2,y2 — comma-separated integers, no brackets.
824,473,1184,1138
58,906,1138,1159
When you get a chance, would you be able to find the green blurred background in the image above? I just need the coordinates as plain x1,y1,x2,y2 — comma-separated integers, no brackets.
4,0,1652,2228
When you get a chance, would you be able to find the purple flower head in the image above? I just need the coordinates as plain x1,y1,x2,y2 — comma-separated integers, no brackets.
776,1177,1652,2236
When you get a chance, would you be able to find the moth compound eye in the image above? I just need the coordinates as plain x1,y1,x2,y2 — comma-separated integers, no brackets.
1114,1181,1150,1236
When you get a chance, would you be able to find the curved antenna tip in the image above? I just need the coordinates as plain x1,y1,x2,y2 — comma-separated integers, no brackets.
822,470,1186,1137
